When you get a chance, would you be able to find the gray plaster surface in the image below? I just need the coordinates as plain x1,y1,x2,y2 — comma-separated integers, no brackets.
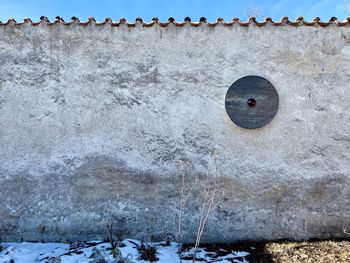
0,23,350,242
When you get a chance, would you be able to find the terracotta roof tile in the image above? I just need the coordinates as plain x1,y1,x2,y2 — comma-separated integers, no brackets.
0,17,349,27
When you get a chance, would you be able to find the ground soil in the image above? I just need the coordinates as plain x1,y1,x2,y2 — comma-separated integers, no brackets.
264,240,350,263
185,239,350,263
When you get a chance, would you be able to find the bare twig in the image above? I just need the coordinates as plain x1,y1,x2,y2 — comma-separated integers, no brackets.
107,222,116,249
245,2,261,20
127,239,140,248
176,155,223,263
342,223,350,236
39,241,105,261
177,160,198,262
192,156,223,263
178,160,197,243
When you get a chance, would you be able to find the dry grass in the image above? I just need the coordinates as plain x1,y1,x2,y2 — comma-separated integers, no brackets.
265,240,350,263
181,239,350,263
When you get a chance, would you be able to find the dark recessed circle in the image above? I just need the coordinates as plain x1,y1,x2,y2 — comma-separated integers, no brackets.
225,76,279,129
247,98,256,107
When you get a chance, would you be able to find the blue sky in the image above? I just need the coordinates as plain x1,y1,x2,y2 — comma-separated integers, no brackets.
0,0,348,22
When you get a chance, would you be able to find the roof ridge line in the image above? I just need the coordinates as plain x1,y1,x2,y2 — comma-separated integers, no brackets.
0,16,349,27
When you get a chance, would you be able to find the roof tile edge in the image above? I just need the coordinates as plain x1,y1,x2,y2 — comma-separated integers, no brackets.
0,16,349,27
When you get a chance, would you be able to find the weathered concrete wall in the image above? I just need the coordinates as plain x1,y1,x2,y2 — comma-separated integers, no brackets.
1,22,350,242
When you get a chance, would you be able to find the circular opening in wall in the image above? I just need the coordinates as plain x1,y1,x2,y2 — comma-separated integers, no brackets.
247,98,256,107
225,76,279,129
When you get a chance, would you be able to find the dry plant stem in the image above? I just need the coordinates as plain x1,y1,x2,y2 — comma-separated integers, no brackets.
177,161,196,263
178,169,195,241
178,165,185,244
107,223,116,249
192,160,221,263
178,162,186,263
192,186,219,262
342,223,350,236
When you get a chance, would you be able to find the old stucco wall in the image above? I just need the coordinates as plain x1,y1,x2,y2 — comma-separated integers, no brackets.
1,22,350,242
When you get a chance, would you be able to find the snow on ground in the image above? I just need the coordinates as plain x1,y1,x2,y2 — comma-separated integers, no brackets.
0,239,249,263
